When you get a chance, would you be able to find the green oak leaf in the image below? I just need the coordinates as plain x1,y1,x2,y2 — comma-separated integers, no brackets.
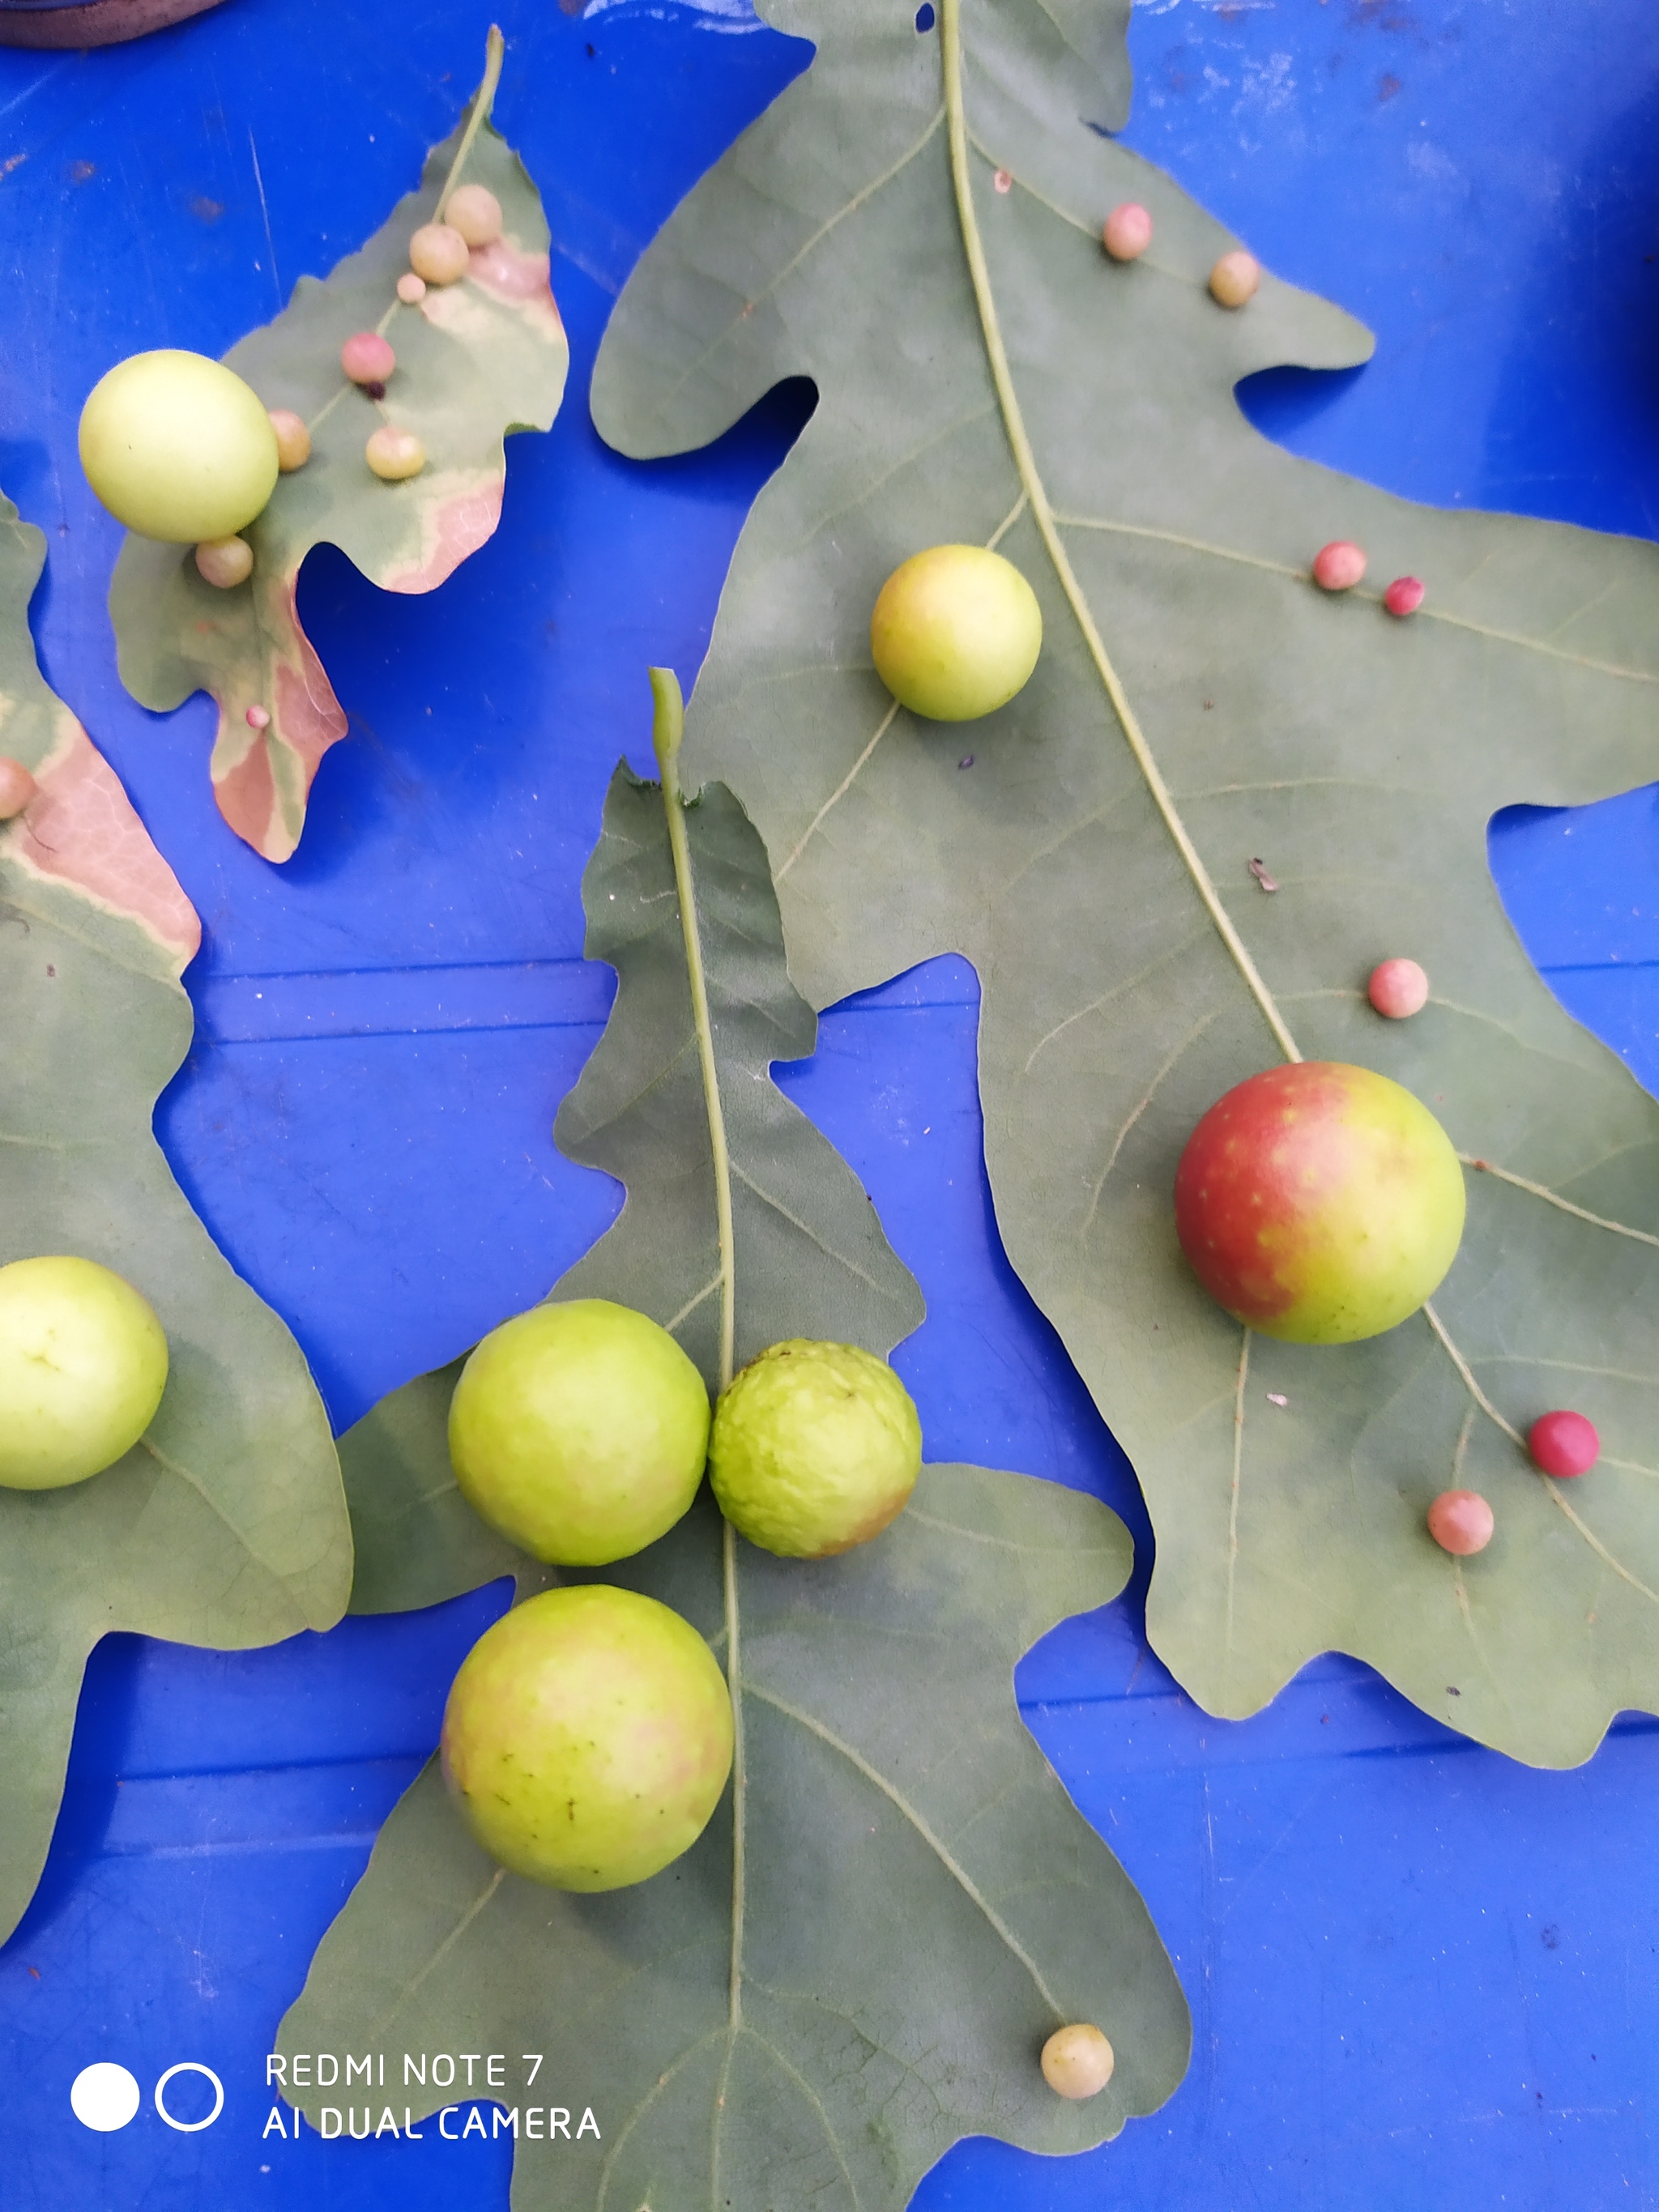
109,29,568,864
0,494,347,1944
282,710,1189,2204
591,0,1659,1767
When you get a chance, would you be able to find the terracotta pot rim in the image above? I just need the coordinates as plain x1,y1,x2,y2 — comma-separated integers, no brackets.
0,0,226,46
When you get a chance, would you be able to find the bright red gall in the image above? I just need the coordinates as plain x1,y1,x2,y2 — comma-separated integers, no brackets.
1528,1410,1599,1479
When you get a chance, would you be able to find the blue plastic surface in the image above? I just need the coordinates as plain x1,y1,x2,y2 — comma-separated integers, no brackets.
2,1,1658,2205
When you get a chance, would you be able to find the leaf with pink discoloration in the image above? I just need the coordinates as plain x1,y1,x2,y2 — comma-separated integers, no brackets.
109,32,568,863
0,492,347,1943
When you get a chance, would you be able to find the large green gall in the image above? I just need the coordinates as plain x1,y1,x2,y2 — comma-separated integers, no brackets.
0,1255,168,1488
870,544,1042,722
710,1339,922,1557
79,349,279,543
440,1585,733,1891
1174,1062,1465,1345
447,1298,710,1566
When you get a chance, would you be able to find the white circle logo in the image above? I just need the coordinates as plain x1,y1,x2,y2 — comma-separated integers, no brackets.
154,2062,224,2133
70,2063,141,2133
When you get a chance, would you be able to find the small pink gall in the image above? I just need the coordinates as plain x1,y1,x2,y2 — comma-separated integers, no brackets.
1385,575,1425,617
245,705,271,731
1528,1410,1600,1479
396,271,427,305
1209,249,1260,308
194,536,254,589
0,755,37,819
1427,1490,1494,1557
1312,540,1367,592
1367,957,1429,1020
267,408,311,472
342,331,396,386
1102,202,1153,261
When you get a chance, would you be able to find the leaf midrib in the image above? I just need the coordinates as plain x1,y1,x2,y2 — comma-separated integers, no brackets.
649,674,749,2200
939,0,1300,1068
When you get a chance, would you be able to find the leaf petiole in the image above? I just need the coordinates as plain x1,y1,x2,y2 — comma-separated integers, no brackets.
649,665,746,2045
436,23,506,224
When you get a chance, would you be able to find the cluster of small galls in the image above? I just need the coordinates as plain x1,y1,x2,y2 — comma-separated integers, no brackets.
1363,957,1605,1554
1101,201,1427,620
194,181,506,603
1102,198,1587,1562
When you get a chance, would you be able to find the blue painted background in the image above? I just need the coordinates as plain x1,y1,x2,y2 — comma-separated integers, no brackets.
2,0,1658,2205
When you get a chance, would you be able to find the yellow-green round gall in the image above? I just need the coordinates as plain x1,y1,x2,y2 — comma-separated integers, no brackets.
79,351,279,543
0,1255,168,1489
409,221,470,285
1041,2024,1115,2100
870,544,1043,722
365,425,425,482
448,1298,710,1565
445,183,503,247
709,1339,921,1558
441,1585,734,1890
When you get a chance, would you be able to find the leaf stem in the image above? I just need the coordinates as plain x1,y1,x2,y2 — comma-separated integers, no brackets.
649,666,745,2040
436,23,505,223
936,0,1300,1065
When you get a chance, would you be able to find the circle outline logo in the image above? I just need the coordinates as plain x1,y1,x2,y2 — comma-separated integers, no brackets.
153,2061,224,2133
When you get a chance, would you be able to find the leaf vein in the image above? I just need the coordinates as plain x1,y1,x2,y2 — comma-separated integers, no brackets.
728,1161,889,1294
747,1682,1064,2021
1460,1154,1659,1250
1080,1005,1223,1235
660,104,947,423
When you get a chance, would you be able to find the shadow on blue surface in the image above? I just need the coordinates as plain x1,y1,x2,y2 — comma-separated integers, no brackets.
2,0,1659,2207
